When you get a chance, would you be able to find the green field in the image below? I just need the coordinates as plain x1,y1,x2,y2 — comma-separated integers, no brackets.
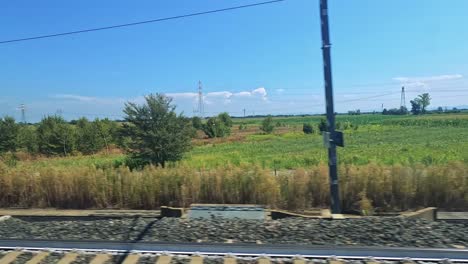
186,126,468,169
4,113,468,211
16,113,468,170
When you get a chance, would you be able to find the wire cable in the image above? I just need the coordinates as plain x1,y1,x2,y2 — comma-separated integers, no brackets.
0,0,284,44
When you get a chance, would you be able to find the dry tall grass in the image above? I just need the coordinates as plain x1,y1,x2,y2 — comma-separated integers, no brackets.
0,162,466,211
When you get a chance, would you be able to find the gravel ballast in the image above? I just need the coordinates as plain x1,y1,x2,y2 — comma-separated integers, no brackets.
0,217,467,248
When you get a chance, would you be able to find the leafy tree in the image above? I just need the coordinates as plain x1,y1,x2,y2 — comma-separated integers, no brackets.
399,106,409,115
218,112,233,128
191,116,203,130
450,107,461,113
437,106,444,113
0,116,19,153
410,100,422,115
17,125,38,153
260,115,274,134
302,123,314,134
75,117,99,154
93,118,118,154
122,94,192,168
37,116,75,156
417,93,431,113
383,107,408,115
348,109,361,115
75,117,115,155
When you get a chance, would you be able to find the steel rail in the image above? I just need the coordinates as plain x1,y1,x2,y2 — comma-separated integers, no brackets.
0,239,467,262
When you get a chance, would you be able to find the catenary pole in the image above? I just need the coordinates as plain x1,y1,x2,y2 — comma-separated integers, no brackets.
319,0,341,214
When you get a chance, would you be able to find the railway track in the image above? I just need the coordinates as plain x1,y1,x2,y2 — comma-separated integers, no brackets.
0,239,467,263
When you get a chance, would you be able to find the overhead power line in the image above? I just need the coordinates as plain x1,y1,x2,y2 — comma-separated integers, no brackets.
0,0,284,44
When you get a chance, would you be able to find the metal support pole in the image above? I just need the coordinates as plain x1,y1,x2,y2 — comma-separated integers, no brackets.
319,0,341,214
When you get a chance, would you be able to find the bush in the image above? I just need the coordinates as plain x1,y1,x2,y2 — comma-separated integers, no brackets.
202,117,229,138
218,112,233,127
302,123,314,134
260,115,274,134
318,118,327,134
202,113,233,138
238,123,247,130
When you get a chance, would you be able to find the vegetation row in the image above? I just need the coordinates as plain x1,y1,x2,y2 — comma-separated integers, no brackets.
1,162,466,213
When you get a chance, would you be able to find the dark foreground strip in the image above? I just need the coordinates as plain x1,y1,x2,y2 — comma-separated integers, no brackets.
0,239,467,262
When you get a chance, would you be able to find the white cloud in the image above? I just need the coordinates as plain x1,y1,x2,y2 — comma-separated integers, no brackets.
251,87,267,98
234,91,252,97
206,91,233,99
202,87,268,102
46,87,269,118
166,92,197,99
52,94,99,102
393,74,463,87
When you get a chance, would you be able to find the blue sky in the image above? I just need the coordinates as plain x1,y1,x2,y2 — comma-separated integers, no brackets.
1,0,468,122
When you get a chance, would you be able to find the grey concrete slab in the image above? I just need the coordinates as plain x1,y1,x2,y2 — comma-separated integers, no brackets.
438,212,468,220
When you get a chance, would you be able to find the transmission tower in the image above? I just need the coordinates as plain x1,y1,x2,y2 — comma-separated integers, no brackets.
18,104,26,124
400,86,406,109
197,81,204,118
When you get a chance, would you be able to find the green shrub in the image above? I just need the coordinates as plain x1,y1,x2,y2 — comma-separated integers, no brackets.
260,116,274,134
302,123,314,134
318,119,327,134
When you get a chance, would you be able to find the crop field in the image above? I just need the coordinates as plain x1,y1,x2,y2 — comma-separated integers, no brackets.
187,125,468,169
2,113,468,212
14,113,468,170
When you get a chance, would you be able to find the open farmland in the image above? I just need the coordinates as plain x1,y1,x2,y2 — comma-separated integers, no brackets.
2,113,468,212
187,125,468,169
13,113,468,170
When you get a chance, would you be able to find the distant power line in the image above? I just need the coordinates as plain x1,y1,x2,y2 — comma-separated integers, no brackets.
0,0,284,44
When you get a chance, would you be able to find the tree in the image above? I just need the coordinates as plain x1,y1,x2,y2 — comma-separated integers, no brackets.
74,117,115,155
93,118,118,154
202,117,227,138
383,107,408,115
37,116,75,156
201,113,232,138
417,93,431,113
191,116,203,130
410,100,422,115
75,117,100,155
302,123,314,134
348,109,361,115
17,125,38,153
122,94,192,168
437,106,444,113
399,106,408,115
218,112,233,128
260,115,274,134
0,116,19,153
